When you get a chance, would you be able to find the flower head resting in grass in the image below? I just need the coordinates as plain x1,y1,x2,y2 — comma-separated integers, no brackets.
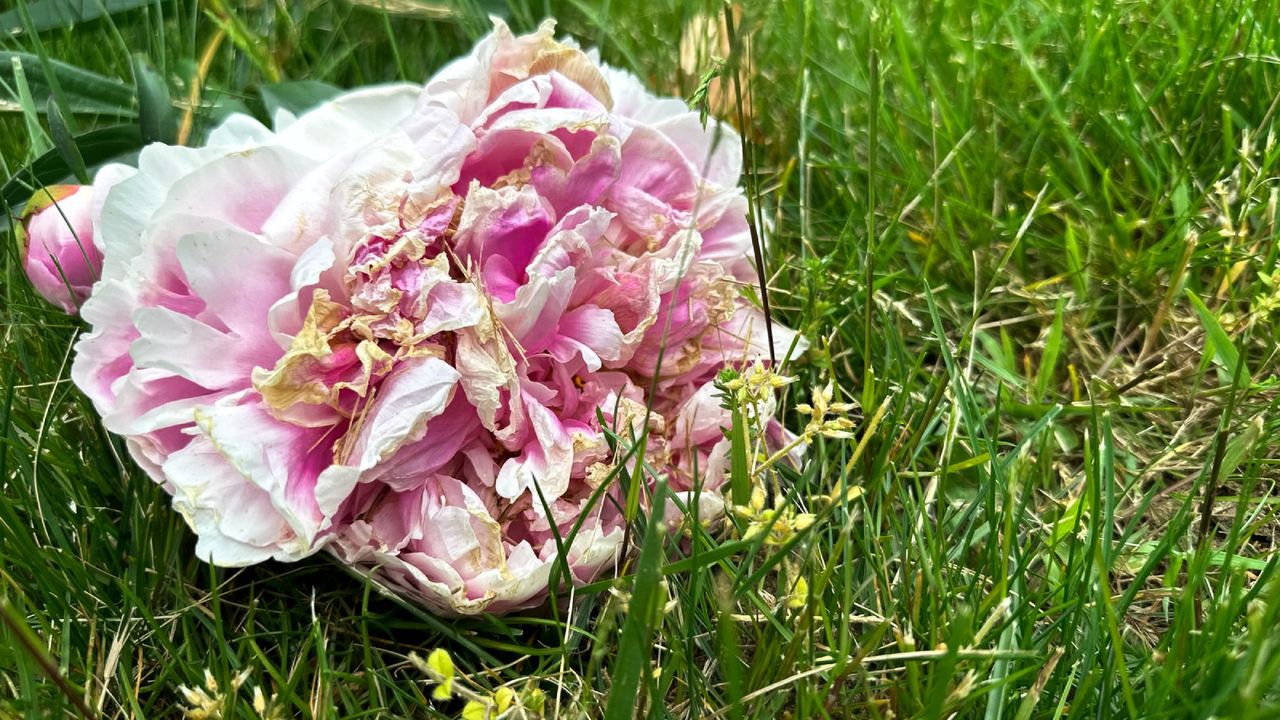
62,19,804,615
19,184,106,314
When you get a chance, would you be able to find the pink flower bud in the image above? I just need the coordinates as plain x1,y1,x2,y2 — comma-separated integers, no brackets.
21,185,101,314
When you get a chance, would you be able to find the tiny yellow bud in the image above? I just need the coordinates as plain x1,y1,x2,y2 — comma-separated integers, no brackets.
462,699,489,720
253,687,268,715
178,686,202,706
788,577,809,609
522,687,547,713
432,679,454,702
494,687,516,713
425,648,456,700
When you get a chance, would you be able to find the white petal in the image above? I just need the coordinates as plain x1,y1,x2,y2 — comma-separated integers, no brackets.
164,436,303,566
342,357,461,471
275,84,420,159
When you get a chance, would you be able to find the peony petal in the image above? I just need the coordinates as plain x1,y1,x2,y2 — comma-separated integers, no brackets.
164,436,301,565
340,356,460,471
493,267,575,353
495,391,574,501
455,325,522,435
453,183,555,292
549,304,623,371
530,134,621,216
195,395,356,543
266,238,340,344
96,146,218,279
130,306,273,390
365,394,483,491
155,146,317,235
650,113,742,188
71,279,140,410
175,229,297,341
103,368,218,436
274,84,420,159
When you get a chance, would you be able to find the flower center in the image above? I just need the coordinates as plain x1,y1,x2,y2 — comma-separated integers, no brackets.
251,197,469,422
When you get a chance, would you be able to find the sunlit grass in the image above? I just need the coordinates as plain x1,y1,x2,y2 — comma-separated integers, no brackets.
3,1,1280,717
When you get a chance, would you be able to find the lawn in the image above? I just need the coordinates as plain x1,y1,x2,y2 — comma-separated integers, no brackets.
3,0,1280,718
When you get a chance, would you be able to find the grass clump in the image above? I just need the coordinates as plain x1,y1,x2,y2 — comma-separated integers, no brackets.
3,0,1280,717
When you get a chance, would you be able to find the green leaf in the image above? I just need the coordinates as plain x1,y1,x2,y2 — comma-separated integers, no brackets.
604,483,668,720
45,96,88,183
204,0,282,83
1064,224,1087,299
727,394,750,507
9,55,52,157
1033,296,1066,401
206,95,252,125
715,576,744,719
130,53,174,144
1,124,141,211
0,51,135,116
1185,289,1251,386
1221,414,1264,484
0,0,150,35
259,80,341,120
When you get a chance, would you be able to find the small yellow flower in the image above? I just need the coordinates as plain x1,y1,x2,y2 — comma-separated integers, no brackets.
792,513,815,532
461,687,518,720
250,685,285,720
797,381,858,439
494,687,516,714
178,665,273,720
522,686,547,714
230,668,251,691
462,700,489,720
414,648,456,701
178,671,224,720
741,505,816,546
253,687,268,715
608,585,632,613
813,484,863,506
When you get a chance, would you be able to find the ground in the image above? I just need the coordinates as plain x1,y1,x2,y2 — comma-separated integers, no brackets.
2,0,1279,718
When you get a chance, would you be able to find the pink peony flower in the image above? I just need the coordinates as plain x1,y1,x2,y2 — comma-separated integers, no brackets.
20,184,104,314
70,20,804,615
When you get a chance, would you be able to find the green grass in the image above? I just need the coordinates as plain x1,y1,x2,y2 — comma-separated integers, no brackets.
3,0,1280,717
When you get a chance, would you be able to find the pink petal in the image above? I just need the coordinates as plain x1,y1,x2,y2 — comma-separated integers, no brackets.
195,395,356,542
493,267,575,352
175,229,296,342
549,304,623,371
129,307,274,391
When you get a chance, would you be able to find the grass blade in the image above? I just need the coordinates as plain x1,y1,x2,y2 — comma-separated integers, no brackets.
604,482,669,720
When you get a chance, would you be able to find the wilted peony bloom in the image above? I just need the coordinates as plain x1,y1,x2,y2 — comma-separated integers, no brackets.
20,185,103,314
70,19,804,615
